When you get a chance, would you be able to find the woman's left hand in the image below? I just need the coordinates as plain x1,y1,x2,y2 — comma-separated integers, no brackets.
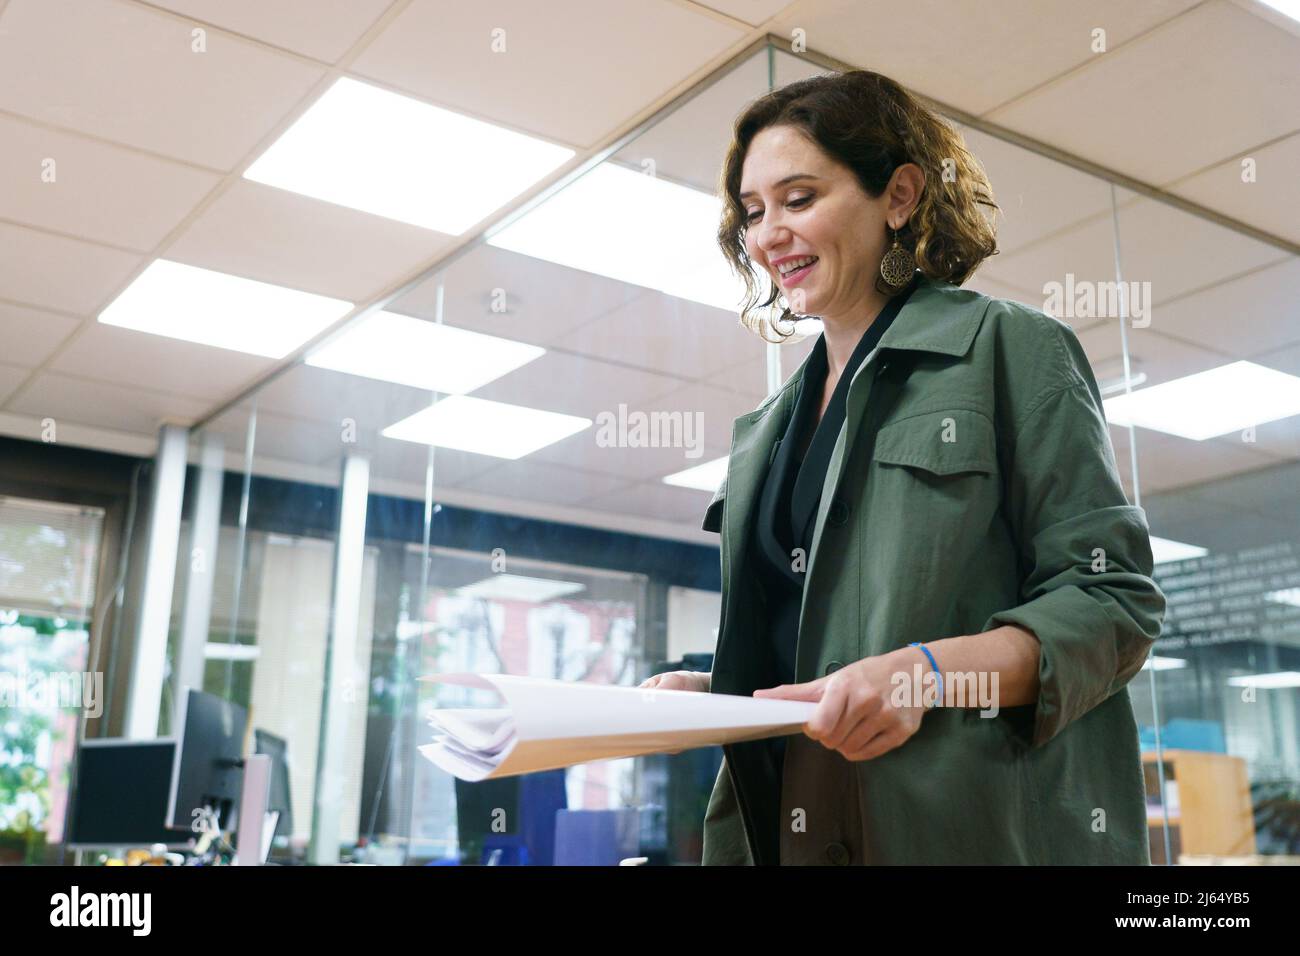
753,648,927,761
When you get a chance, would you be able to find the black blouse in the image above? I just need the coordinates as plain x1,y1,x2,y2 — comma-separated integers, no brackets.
751,273,920,688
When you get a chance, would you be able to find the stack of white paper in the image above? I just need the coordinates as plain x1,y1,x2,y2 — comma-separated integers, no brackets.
417,673,815,781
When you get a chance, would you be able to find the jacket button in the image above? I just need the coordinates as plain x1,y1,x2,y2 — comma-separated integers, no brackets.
827,498,849,526
825,661,843,675
825,842,850,865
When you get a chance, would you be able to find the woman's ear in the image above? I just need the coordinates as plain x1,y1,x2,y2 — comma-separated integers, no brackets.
888,162,925,224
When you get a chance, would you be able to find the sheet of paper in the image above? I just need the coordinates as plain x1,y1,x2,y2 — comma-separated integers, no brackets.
416,673,815,781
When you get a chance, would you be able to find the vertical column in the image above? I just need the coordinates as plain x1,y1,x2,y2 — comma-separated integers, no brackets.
174,433,225,728
311,453,370,864
125,423,189,740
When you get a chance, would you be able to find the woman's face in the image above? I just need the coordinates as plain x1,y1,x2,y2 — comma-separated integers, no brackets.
739,124,915,322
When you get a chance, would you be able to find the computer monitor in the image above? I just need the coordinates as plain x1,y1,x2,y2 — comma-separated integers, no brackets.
254,728,293,843
66,739,189,849
166,689,249,833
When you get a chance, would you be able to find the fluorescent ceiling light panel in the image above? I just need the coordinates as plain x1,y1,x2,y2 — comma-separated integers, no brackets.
663,456,728,492
1264,588,1300,608
244,77,574,234
1149,535,1208,565
306,311,544,392
1258,1,1300,24
455,574,585,603
1227,671,1300,690
1141,656,1188,671
488,162,749,311
97,259,352,358
1104,361,1300,440
382,394,590,459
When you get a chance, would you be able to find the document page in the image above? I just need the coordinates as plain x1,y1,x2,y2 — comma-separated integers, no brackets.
417,673,815,781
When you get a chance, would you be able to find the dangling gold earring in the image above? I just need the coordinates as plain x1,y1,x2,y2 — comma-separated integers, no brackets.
879,224,915,289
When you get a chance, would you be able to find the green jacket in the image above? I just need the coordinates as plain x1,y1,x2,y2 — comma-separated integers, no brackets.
700,273,1166,865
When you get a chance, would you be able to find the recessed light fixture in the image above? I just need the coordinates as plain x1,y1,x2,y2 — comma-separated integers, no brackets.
245,77,574,233
1104,361,1300,440
455,574,585,603
487,161,746,311
382,394,590,459
663,456,728,493
1227,671,1300,690
306,311,544,392
97,259,352,358
1149,535,1208,565
1264,587,1300,608
1141,656,1188,671
1257,1,1300,25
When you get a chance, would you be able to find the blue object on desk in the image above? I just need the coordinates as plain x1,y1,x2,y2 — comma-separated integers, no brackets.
1139,718,1225,753
554,808,639,866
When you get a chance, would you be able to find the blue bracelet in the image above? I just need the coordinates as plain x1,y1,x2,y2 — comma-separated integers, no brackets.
909,642,943,708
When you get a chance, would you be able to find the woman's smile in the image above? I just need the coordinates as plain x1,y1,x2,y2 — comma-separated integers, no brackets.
773,254,820,289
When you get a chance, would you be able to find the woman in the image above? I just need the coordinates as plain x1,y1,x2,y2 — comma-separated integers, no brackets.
640,70,1166,865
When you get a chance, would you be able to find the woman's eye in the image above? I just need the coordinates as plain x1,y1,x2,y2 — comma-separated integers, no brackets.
745,196,810,223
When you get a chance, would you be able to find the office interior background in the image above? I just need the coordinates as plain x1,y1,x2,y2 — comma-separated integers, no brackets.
0,0,1298,866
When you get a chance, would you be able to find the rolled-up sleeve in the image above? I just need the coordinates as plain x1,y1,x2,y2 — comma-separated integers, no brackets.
980,374,1167,749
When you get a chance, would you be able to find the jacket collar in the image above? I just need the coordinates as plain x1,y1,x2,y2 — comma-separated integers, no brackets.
737,273,989,427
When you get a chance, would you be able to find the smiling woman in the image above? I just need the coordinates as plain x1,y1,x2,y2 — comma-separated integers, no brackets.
663,69,1168,866
718,70,1000,342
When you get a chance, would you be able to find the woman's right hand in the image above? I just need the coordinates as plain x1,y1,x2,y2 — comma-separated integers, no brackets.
639,670,711,693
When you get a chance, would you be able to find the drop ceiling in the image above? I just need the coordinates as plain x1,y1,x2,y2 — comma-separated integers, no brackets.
0,0,1296,545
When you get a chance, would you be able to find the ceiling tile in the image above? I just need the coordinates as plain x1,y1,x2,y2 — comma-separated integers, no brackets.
49,322,276,400
985,1,1300,184
1168,131,1300,247
1145,256,1300,357
248,363,435,433
0,0,326,170
0,113,221,251
0,301,82,366
350,0,744,148
612,52,781,195
1076,323,1230,388
6,371,210,432
630,380,763,453
956,124,1115,257
389,245,649,347
0,364,30,404
1112,423,1282,494
768,0,1201,117
167,178,452,301
555,292,766,382
144,0,394,63
469,350,683,420
0,221,142,315
990,192,1284,310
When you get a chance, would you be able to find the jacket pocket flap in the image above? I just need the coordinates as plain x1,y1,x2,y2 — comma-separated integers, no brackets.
873,409,997,476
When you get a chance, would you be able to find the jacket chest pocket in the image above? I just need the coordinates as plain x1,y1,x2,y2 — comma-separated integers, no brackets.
865,408,1001,603
871,407,998,479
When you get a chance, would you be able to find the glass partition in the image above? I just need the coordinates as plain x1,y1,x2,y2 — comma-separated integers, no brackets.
1111,185,1299,862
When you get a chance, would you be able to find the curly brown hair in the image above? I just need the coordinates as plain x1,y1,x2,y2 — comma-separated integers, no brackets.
717,70,1000,340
